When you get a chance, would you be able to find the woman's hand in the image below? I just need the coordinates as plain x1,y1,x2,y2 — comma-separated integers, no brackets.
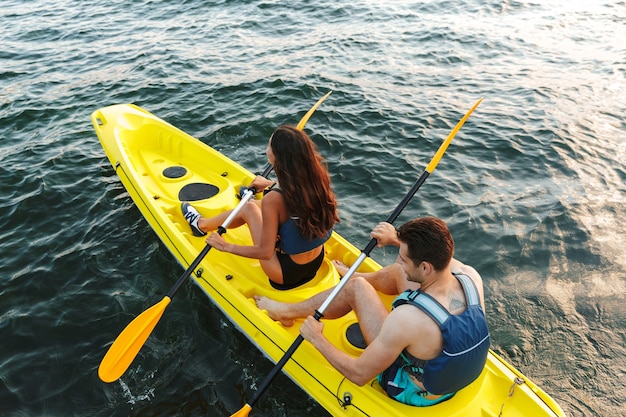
249,176,275,193
206,232,229,252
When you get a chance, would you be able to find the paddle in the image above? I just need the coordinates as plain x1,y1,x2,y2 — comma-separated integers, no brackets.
231,97,483,417
97,91,332,383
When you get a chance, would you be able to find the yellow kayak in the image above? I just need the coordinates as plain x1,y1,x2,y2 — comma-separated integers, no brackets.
91,103,566,417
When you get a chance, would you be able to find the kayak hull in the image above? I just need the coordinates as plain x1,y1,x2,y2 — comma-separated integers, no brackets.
92,103,566,417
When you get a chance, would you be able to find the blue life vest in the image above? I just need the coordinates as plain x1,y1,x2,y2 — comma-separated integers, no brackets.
392,273,490,395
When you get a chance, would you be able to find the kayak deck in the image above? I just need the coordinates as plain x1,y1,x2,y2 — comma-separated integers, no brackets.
92,103,566,417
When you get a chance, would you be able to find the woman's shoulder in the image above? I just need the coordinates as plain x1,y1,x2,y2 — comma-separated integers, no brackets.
261,188,287,214
265,186,282,194
263,188,283,199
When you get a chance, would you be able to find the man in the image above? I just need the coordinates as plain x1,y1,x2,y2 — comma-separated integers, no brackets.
254,217,490,406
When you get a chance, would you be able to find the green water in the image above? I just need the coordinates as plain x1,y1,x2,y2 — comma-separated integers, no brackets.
1,1,624,416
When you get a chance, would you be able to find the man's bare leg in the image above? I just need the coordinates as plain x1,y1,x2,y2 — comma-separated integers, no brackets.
332,260,410,295
254,274,389,335
255,287,338,327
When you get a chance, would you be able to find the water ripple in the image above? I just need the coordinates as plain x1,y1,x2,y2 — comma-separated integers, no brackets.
1,0,625,416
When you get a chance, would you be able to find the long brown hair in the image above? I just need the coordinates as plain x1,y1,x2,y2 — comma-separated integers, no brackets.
270,125,340,239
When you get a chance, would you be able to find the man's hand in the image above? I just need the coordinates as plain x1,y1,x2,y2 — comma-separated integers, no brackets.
300,316,325,346
371,222,400,248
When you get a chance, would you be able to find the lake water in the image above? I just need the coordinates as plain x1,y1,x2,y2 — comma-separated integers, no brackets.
1,1,624,416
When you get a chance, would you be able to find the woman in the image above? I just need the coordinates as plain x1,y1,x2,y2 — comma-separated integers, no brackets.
182,125,340,290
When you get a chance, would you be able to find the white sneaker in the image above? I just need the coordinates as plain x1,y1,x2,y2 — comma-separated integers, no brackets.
181,203,206,237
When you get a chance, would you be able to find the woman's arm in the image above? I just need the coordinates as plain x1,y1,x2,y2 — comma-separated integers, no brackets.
220,191,282,260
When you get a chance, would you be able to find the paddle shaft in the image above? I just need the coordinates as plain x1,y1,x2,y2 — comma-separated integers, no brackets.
244,168,431,410
167,86,329,297
98,92,332,384
167,162,274,298
319,97,484,314
315,170,430,314
167,192,255,298
237,97,483,414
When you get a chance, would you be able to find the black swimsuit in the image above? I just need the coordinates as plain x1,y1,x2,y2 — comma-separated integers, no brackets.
271,247,325,290
264,188,329,290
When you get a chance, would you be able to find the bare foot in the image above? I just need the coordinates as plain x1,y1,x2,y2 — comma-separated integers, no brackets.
253,295,295,327
331,259,350,277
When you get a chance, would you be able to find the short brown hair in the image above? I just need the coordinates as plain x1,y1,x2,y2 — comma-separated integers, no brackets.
396,217,454,271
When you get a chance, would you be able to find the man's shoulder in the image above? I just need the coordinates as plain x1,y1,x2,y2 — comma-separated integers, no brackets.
450,261,483,287
450,259,486,309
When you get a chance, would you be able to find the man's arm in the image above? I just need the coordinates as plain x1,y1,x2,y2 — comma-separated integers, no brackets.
300,310,414,386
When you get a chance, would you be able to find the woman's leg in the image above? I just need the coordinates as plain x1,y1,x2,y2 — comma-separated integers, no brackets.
227,201,283,284
197,200,262,232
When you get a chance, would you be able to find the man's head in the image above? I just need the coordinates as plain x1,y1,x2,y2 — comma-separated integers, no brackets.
396,217,454,273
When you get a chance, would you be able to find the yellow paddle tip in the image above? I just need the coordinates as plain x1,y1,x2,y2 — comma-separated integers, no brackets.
296,90,332,130
98,296,172,383
424,97,483,174
230,403,252,417
98,366,118,384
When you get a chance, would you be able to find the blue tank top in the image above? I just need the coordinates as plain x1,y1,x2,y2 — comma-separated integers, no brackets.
277,217,331,254
392,273,490,395
265,188,331,255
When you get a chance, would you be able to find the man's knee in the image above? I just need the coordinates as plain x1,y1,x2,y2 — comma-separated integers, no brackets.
364,263,404,295
349,275,377,295
387,263,404,278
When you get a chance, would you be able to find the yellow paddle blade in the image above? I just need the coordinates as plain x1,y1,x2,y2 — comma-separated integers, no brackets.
230,404,252,417
425,97,483,174
296,91,332,130
98,296,171,383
